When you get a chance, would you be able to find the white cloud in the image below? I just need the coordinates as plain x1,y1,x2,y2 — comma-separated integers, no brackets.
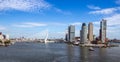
71,22,82,26
0,26,6,30
87,5,101,10
105,14,120,26
93,21,100,25
89,7,118,14
24,22,47,26
105,14,120,39
0,0,72,15
13,22,47,28
93,14,120,26
54,8,72,15
92,14,120,39
0,0,51,12
50,22,67,26
107,26,120,39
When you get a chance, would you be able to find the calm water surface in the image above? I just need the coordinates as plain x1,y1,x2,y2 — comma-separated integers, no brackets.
0,42,120,62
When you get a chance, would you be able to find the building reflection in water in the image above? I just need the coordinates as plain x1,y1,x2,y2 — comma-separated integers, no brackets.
66,45,108,62
80,47,89,62
67,45,74,62
98,48,107,62
80,47,108,62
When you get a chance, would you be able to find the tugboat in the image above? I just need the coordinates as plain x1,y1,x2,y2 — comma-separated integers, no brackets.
89,47,94,51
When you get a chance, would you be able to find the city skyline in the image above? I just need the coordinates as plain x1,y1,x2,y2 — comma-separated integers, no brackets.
0,0,120,39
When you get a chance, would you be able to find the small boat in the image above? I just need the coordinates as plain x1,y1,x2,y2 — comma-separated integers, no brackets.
74,41,79,46
89,47,94,51
11,41,15,45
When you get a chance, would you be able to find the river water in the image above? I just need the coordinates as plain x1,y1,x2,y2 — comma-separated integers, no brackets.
0,42,120,62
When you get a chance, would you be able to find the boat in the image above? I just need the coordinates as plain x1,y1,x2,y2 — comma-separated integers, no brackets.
89,47,94,51
73,41,79,46
11,41,15,45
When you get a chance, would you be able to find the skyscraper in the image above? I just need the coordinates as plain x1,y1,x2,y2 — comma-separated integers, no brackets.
65,30,69,41
100,19,107,43
88,22,93,42
80,23,87,44
68,25,75,42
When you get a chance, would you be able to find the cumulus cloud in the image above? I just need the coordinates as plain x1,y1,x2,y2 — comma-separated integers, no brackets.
87,5,101,10
105,14,120,26
13,22,47,28
0,0,51,12
89,8,118,14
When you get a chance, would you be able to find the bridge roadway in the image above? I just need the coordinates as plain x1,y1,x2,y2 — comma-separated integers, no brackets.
11,39,44,42
11,39,65,43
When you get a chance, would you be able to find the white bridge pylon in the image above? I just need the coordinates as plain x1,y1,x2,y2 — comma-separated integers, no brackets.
44,30,48,43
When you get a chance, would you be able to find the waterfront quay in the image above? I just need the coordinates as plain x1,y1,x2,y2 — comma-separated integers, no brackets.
65,42,119,48
11,38,65,43
78,44,119,47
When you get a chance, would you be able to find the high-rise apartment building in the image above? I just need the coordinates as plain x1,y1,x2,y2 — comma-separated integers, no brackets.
88,22,93,42
68,25,75,42
100,19,107,43
80,23,87,43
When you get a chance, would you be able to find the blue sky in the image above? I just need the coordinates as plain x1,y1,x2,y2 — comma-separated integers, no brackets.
0,0,120,39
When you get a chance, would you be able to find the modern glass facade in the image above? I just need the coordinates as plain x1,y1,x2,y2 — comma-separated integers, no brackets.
80,23,87,43
100,19,107,43
68,25,75,42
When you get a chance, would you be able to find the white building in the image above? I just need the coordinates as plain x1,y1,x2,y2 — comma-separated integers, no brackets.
6,34,10,40
0,35,4,40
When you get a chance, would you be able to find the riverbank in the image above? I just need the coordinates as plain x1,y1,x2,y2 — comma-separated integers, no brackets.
65,42,119,48
0,40,15,46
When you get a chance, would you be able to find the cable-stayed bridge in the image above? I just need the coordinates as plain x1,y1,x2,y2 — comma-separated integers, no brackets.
11,30,65,42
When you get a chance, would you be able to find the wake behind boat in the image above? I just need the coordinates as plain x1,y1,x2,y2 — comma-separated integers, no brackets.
89,47,94,51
